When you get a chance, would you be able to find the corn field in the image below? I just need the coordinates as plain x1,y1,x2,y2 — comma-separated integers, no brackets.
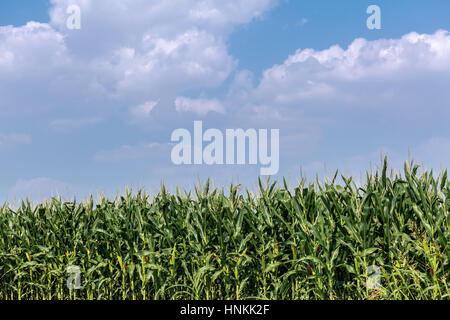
0,160,448,300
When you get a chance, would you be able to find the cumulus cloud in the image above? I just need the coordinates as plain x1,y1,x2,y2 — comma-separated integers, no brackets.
175,97,225,116
0,0,278,197
226,30,450,128
215,30,450,178
245,30,450,117
49,0,275,41
0,0,275,118
2,1,449,193
0,22,75,116
242,30,448,108
0,22,69,71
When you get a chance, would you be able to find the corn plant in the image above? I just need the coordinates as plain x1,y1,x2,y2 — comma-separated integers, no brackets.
0,159,448,300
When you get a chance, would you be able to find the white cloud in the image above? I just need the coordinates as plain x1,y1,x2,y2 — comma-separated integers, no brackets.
0,22,75,116
89,29,235,101
2,1,449,192
175,97,225,116
129,101,158,121
240,30,450,115
0,22,69,70
0,0,276,118
210,30,450,181
223,30,450,143
49,0,275,39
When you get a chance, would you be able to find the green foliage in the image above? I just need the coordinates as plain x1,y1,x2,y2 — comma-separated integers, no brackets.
0,160,448,300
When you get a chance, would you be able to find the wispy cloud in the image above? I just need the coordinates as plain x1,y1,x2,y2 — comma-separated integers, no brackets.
175,97,225,116
0,133,31,147
50,117,103,132
128,101,158,122
297,18,308,26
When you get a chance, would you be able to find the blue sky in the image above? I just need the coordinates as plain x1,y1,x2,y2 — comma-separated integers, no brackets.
1,0,449,201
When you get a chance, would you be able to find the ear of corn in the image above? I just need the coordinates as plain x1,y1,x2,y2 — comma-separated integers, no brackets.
0,159,448,300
